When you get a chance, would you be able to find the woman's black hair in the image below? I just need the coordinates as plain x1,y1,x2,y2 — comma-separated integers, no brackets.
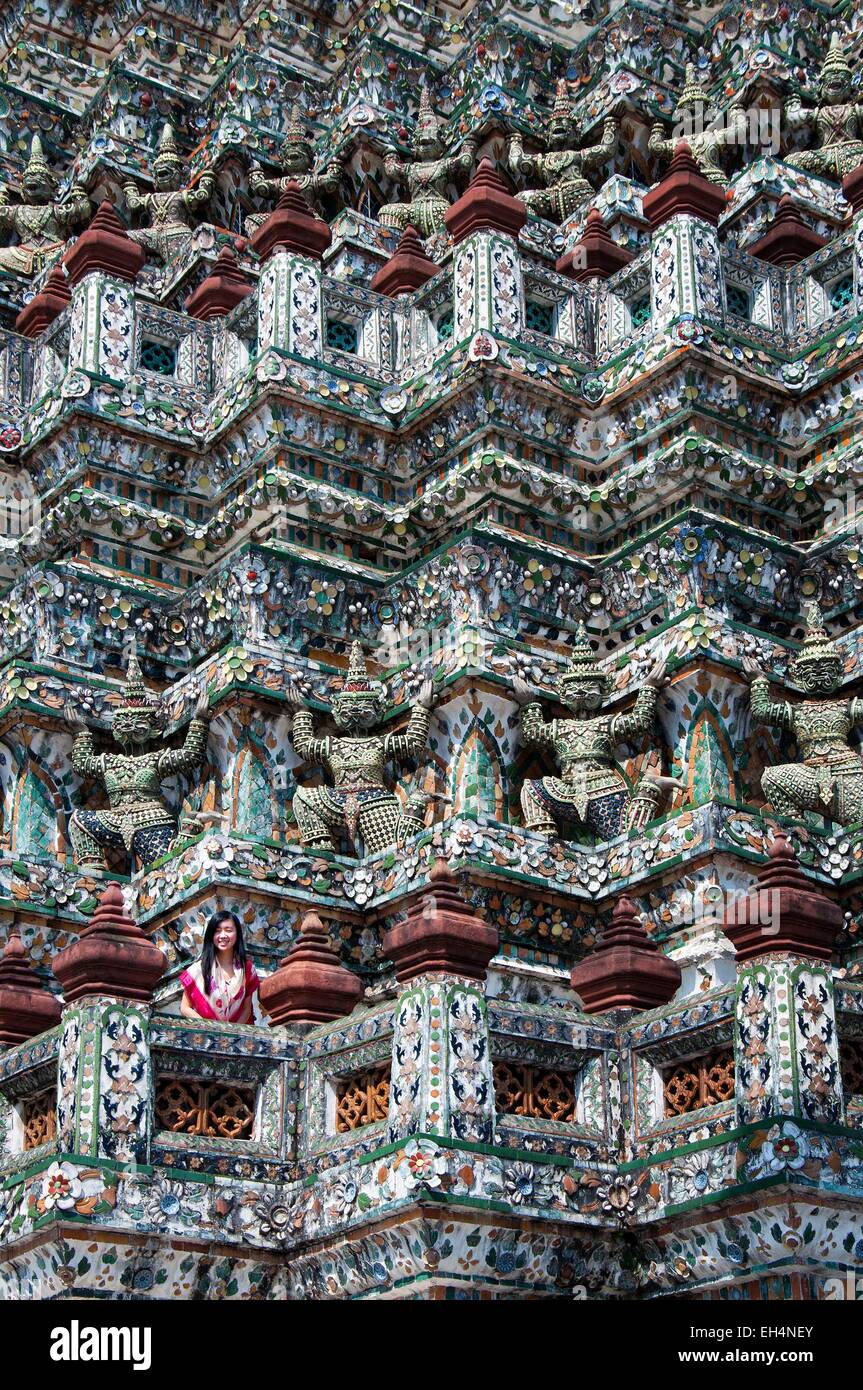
200,910,247,995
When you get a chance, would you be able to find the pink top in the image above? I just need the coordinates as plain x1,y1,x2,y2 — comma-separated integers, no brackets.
179,958,259,1022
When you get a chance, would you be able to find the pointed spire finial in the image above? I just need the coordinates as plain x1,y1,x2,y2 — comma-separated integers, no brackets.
345,641,371,689
414,85,440,148
154,121,183,173
822,29,851,80
24,131,54,186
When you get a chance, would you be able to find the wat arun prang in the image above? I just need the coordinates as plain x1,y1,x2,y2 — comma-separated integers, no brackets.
1,0,863,1304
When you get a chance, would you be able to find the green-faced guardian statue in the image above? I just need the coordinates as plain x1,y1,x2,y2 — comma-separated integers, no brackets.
514,624,671,840
67,649,209,871
287,643,433,855
745,602,863,824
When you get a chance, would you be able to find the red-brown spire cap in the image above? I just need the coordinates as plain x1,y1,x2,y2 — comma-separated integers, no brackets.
64,202,146,285
444,157,527,244
16,263,72,338
723,832,843,962
259,908,362,1026
383,856,499,982
52,882,166,1004
370,224,440,296
185,246,254,320
748,195,830,266
0,926,61,1046
843,161,863,214
570,896,681,1014
556,207,635,280
642,141,727,228
248,180,332,262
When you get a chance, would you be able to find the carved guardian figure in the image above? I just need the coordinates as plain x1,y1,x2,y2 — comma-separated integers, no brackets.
287,643,433,855
508,79,617,221
785,32,863,181
124,123,214,261
745,603,863,824
379,87,477,239
67,650,209,871
514,625,672,840
649,64,745,184
246,101,342,238
0,134,90,277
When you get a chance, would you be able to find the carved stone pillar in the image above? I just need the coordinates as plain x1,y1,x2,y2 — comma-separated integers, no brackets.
250,181,331,357
63,202,145,379
642,142,725,332
724,835,844,1126
53,884,165,1164
384,858,498,1144
445,158,526,344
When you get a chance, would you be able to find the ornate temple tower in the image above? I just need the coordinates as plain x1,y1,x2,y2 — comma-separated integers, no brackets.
0,2,861,1307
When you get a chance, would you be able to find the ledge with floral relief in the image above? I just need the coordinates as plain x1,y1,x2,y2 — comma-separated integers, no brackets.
209,1131,635,1254
631,1102,738,1169
487,997,615,1052
10,1129,863,1293
621,1114,863,1218
12,296,863,494
0,1135,615,1270
15,1193,863,1299
0,1225,291,1300
286,1208,599,1300
632,1197,863,1299
0,809,841,977
0,1153,119,1249
149,1015,291,1060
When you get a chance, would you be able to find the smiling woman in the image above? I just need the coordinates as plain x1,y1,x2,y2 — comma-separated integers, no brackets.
179,910,259,1023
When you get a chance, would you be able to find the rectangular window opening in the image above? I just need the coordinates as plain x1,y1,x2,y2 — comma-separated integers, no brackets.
334,1063,391,1132
155,1076,257,1140
325,318,359,354
140,338,178,376
493,1060,577,1123
662,1047,734,1117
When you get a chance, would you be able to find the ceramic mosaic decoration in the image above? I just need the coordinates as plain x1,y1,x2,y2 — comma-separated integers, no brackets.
1,0,863,1305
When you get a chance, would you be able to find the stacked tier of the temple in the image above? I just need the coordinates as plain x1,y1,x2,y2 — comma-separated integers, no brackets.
0,0,863,1300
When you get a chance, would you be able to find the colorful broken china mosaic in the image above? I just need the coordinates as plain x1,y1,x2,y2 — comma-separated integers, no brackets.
1,0,863,1307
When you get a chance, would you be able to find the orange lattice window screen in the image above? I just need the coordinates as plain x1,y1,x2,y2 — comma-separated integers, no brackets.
663,1048,734,1117
493,1061,577,1123
155,1077,256,1140
840,1040,863,1099
334,1064,391,1132
21,1087,56,1150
